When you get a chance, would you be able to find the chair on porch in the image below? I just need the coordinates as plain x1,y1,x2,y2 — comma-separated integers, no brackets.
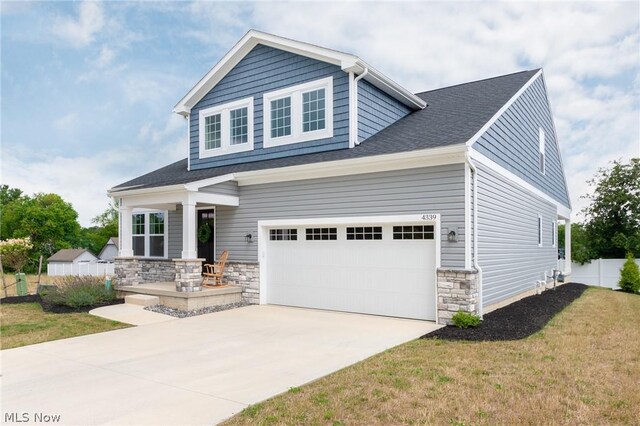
202,250,229,287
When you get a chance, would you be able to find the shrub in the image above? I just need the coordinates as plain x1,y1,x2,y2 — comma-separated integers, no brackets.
619,253,640,294
452,311,482,328
0,237,33,272
43,275,117,308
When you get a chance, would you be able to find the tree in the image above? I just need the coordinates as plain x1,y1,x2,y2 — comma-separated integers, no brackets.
581,159,640,259
78,200,119,255
0,185,24,238
619,252,640,294
558,223,595,265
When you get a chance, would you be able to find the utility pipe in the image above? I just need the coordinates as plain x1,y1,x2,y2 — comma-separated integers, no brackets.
352,67,369,146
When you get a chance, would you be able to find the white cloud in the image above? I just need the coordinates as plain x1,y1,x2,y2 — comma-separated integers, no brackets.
94,45,116,68
52,112,79,132
51,1,105,48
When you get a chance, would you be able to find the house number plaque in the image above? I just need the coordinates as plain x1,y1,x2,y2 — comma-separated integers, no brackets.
421,214,437,221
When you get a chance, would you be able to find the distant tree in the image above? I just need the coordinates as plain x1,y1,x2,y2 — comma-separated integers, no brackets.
0,185,24,238
558,223,595,265
581,159,640,259
78,200,119,255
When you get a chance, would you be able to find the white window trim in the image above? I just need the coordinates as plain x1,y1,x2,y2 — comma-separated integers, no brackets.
199,97,254,158
551,220,556,248
132,209,169,258
539,127,546,175
263,76,333,148
538,215,543,247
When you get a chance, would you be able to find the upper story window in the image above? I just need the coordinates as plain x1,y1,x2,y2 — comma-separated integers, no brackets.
538,127,545,174
132,211,167,258
199,97,254,158
263,77,333,148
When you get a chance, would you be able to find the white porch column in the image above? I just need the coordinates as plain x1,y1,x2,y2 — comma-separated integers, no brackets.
119,206,134,257
564,219,572,275
181,200,197,259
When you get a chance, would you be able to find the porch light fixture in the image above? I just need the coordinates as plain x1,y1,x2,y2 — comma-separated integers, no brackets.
447,230,457,243
245,233,253,243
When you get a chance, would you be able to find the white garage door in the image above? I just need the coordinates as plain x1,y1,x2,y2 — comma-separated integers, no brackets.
265,222,437,320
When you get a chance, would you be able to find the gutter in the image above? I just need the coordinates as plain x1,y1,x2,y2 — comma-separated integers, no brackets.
466,154,484,318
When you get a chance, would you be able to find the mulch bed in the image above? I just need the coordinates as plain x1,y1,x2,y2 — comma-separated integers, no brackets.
1,294,124,313
422,282,589,341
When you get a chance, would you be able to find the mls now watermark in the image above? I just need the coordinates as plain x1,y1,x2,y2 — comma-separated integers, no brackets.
4,412,62,423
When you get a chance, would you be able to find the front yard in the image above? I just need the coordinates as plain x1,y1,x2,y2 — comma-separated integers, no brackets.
0,303,129,350
226,287,639,425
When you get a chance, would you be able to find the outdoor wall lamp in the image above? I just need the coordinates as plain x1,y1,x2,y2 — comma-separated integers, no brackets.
245,233,253,243
447,229,458,243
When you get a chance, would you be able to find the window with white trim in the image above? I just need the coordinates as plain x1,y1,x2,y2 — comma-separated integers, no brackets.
263,77,333,148
393,225,434,240
199,97,254,158
551,221,556,247
306,228,337,241
270,229,297,241
346,226,382,240
538,216,543,246
132,211,167,258
539,127,545,174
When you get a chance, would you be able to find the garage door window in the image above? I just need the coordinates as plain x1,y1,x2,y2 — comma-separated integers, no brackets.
270,229,297,241
393,225,434,240
305,228,337,240
346,226,382,240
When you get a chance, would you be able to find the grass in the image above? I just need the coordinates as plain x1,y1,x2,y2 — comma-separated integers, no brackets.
0,303,129,350
224,288,640,425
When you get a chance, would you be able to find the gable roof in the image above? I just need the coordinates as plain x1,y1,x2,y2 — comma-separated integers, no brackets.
173,30,426,115
48,249,96,262
112,69,539,192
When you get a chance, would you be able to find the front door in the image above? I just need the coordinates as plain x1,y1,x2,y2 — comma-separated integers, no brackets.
197,209,216,265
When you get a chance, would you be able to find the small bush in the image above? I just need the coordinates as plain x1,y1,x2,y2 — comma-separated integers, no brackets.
619,253,640,294
452,311,482,328
43,275,116,308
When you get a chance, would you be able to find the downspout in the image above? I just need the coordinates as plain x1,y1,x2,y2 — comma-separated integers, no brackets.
466,154,484,318
352,67,369,146
185,114,191,171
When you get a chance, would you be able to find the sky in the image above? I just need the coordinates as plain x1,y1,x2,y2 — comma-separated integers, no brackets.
1,1,639,226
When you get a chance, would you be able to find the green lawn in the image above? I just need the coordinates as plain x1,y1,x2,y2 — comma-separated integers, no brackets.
1,303,129,349
224,288,640,425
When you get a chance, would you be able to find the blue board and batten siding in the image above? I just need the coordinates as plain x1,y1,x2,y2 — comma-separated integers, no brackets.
189,45,350,170
213,164,467,268
477,164,558,308
358,80,411,142
473,74,570,209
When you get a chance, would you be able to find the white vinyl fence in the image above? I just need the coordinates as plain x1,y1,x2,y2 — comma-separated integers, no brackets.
47,262,115,277
568,258,640,289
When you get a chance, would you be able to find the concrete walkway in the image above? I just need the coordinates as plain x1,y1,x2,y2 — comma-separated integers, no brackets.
2,305,440,425
90,304,177,325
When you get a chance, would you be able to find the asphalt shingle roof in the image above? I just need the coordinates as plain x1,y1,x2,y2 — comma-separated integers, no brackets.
112,69,538,191
48,249,94,262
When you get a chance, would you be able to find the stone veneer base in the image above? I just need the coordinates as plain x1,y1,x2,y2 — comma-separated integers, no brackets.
223,262,260,304
437,267,479,325
174,258,205,292
114,257,175,286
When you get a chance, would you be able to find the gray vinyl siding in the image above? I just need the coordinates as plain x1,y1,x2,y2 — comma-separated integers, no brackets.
215,164,467,268
474,74,570,208
476,163,558,308
168,205,182,259
358,80,411,142
190,44,350,170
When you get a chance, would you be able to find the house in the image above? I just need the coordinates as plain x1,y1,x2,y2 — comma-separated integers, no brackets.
108,30,572,324
98,237,119,262
47,249,98,275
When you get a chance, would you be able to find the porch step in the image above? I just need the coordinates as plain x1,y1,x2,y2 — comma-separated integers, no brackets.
125,294,160,307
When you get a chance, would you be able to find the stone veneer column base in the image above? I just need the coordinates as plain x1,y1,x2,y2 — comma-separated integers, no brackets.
114,257,141,287
437,267,479,325
174,258,204,292
223,262,260,304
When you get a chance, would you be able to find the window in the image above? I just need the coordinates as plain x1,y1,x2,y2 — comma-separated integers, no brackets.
198,97,254,158
306,228,337,241
302,89,325,132
269,229,297,241
270,97,291,138
539,127,545,174
263,77,333,148
393,225,434,240
204,114,221,150
538,216,543,246
346,226,382,240
551,221,556,247
132,211,167,257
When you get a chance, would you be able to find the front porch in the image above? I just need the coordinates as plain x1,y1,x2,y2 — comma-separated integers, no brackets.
118,282,243,310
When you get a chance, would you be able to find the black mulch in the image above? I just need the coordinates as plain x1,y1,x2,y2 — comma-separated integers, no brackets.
422,282,589,342
1,294,125,313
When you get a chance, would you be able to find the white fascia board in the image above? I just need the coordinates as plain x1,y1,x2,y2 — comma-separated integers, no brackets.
258,213,440,228
108,184,186,197
235,144,468,186
183,173,236,191
173,29,423,115
357,60,426,110
190,192,239,207
120,190,188,208
465,69,542,147
470,148,571,219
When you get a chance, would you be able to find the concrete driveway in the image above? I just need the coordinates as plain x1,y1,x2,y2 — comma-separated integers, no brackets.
1,305,439,425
